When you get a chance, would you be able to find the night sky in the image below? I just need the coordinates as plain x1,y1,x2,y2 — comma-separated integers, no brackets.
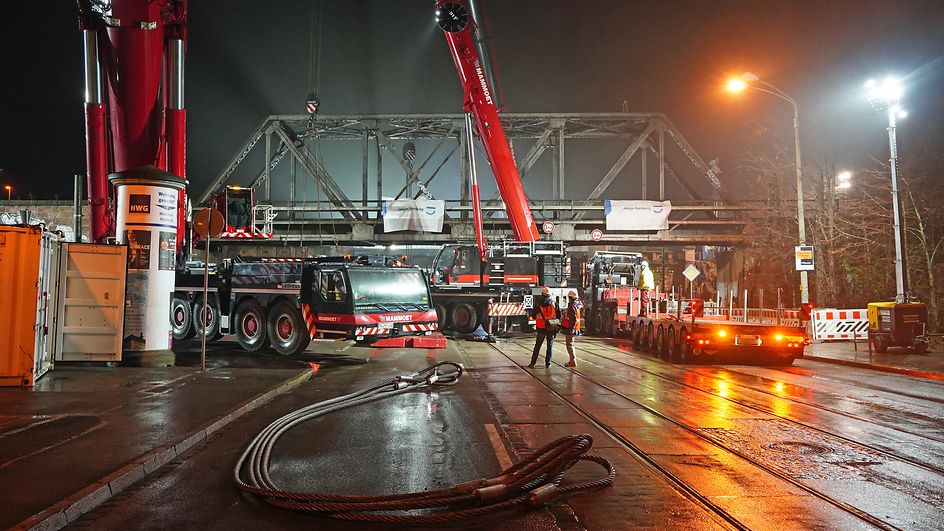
1,1,942,201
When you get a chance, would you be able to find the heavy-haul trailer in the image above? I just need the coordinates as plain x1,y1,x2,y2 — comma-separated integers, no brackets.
172,256,441,354
624,302,808,365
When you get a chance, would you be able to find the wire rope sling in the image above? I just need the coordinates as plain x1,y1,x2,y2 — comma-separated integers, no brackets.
233,362,615,523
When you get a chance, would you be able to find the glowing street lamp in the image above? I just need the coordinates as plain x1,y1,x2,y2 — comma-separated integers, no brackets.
727,71,809,304
866,76,909,302
3,185,11,200
836,170,852,191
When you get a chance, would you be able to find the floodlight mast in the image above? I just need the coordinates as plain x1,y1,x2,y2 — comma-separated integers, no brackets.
435,0,540,262
866,77,909,302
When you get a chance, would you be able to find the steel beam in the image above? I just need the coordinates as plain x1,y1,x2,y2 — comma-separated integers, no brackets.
585,122,655,201
248,139,289,190
272,123,360,220
362,127,369,219
199,116,270,205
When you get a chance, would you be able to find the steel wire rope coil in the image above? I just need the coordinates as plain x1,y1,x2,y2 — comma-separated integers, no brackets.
234,361,615,523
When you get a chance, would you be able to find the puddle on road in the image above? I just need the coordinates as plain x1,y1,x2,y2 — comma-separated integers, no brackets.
700,418,884,480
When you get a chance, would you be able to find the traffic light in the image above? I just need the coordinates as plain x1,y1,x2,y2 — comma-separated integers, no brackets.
691,299,705,317
799,303,814,321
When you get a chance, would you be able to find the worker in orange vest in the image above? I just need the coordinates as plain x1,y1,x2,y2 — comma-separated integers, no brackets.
561,291,580,367
528,287,561,368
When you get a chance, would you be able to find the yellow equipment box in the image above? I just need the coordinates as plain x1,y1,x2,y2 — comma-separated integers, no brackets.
867,301,928,353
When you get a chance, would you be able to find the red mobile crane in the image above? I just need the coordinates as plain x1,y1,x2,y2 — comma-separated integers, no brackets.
429,1,571,334
435,0,540,259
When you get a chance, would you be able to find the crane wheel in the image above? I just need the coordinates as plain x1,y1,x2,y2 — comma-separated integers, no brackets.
450,303,479,334
193,298,222,341
236,299,270,352
435,304,449,329
267,301,310,355
593,309,605,337
171,298,195,340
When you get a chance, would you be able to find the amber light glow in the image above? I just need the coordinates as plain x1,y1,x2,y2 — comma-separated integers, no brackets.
726,77,748,92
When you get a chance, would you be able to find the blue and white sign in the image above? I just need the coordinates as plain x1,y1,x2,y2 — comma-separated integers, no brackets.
604,200,672,231
382,199,445,233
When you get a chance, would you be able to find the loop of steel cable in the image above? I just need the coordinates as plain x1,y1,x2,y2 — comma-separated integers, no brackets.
234,361,615,523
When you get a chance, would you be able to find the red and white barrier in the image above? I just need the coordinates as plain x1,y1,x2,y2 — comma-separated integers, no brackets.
402,323,438,333
489,302,525,317
355,326,390,336
811,308,868,341
218,229,272,239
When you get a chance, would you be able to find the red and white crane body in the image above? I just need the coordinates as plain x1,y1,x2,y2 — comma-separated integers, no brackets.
435,1,540,260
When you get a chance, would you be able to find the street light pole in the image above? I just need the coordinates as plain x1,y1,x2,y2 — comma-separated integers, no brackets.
728,73,809,304
792,103,809,304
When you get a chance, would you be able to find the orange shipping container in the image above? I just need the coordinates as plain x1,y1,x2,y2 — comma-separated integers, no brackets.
0,226,59,386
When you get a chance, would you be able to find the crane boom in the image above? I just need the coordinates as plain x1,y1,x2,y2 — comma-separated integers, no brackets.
435,1,540,246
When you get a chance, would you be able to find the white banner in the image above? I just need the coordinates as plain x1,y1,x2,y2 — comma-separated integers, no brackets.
604,200,671,231
382,199,445,233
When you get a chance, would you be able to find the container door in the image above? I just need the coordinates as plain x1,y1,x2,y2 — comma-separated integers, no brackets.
55,243,128,361
33,232,60,380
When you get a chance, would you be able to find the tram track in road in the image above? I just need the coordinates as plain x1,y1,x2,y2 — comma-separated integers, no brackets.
479,343,751,531
566,339,944,477
485,342,902,531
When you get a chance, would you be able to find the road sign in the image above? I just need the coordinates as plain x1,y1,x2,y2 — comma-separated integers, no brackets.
590,228,603,241
682,264,701,282
795,245,814,271
194,208,225,238
542,221,555,234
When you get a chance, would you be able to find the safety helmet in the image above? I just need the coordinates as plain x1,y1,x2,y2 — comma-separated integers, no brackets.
568,290,578,299
641,261,649,268
540,286,550,296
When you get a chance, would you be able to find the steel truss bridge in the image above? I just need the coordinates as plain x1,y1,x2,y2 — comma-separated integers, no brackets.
199,112,757,246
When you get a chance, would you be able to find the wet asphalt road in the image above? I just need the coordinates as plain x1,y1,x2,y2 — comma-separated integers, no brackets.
72,336,944,530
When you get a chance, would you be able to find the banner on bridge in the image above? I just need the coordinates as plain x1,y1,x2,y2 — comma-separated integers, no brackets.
382,199,445,233
604,200,671,231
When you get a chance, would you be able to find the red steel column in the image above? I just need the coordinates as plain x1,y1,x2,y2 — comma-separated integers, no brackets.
166,38,187,252
82,29,110,242
103,0,166,173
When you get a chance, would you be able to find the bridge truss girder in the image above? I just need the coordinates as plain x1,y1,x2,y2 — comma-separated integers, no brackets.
199,112,753,246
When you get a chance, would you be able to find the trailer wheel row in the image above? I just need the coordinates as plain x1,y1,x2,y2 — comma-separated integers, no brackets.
626,320,694,363
171,297,310,355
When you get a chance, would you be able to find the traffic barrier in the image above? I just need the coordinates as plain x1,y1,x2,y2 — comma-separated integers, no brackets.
489,302,525,317
811,308,868,341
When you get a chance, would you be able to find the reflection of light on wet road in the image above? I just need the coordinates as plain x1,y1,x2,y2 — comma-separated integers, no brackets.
427,393,438,422
717,380,729,398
